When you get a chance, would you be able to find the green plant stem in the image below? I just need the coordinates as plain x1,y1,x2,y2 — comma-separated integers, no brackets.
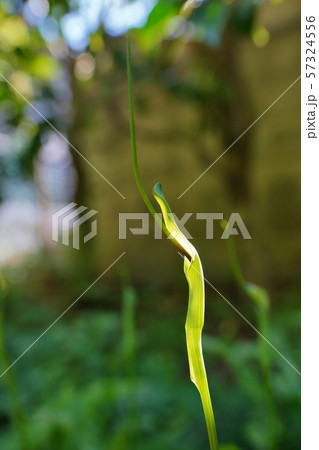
256,311,279,450
225,235,279,449
224,233,245,289
126,35,191,260
121,269,140,446
184,257,219,450
0,295,31,450
127,36,157,219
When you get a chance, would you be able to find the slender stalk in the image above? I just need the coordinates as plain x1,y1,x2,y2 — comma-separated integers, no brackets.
224,232,279,449
0,286,31,450
121,269,140,446
256,310,279,450
126,35,191,261
224,231,245,289
127,35,157,219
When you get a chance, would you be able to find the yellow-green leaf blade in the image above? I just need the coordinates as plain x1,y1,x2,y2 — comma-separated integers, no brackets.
153,182,219,450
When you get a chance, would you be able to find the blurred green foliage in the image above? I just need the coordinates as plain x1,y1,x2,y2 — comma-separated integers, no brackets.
0,256,300,449
0,0,265,197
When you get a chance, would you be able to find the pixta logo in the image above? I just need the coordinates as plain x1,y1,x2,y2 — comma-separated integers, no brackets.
52,202,98,249
119,213,251,240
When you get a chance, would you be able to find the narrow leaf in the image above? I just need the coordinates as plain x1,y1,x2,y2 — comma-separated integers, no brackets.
153,182,219,450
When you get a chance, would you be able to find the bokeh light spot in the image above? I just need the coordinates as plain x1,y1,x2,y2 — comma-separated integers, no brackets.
9,71,33,98
74,53,96,81
252,26,270,48
28,0,49,19
0,16,30,50
89,33,104,53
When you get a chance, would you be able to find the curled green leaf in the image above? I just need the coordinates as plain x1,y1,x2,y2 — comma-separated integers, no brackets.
153,182,219,450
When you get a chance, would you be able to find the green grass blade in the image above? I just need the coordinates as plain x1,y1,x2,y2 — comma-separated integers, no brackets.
153,183,219,450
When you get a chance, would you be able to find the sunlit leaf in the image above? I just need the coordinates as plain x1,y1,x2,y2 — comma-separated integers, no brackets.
153,182,219,450
0,16,30,50
136,0,179,51
29,55,60,81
